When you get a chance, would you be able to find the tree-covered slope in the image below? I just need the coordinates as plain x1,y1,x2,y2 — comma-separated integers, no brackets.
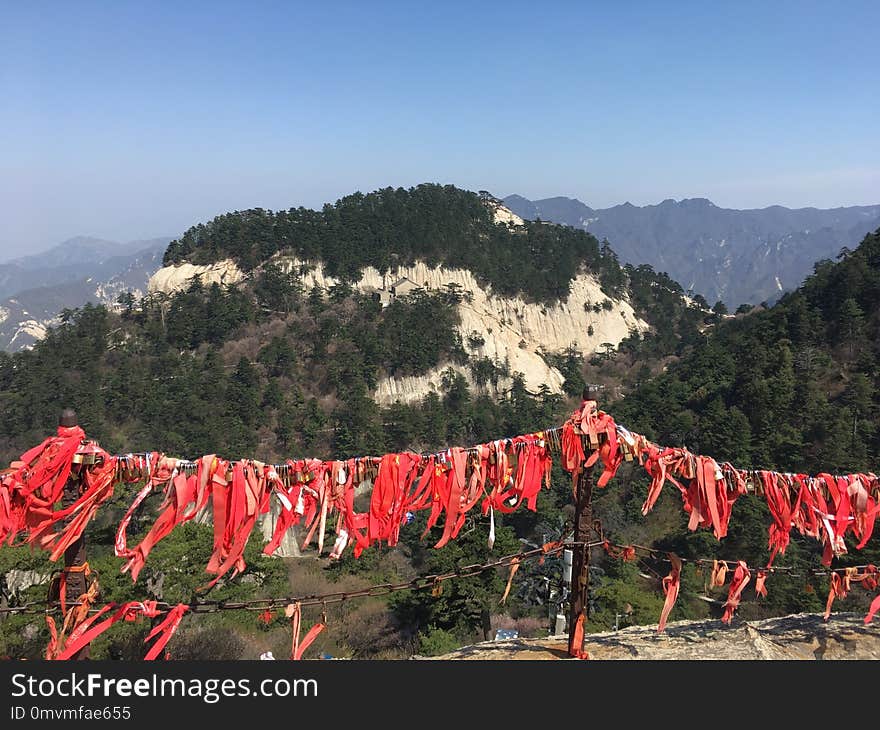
616,227,880,475
568,227,880,634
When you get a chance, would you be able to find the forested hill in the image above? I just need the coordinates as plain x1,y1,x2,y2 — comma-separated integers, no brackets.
162,183,681,305
0,184,706,467
152,183,712,409
615,227,880,476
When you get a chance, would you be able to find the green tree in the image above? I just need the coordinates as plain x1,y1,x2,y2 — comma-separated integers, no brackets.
837,297,865,355
392,514,521,647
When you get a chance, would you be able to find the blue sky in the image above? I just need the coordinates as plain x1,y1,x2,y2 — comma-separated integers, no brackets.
2,0,878,258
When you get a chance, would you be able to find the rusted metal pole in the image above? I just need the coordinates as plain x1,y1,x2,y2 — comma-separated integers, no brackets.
59,408,90,660
567,387,599,658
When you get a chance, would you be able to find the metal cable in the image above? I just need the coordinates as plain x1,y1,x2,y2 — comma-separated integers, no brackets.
598,536,877,579
0,540,600,616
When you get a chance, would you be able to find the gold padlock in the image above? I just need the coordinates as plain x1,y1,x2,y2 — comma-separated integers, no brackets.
73,440,102,465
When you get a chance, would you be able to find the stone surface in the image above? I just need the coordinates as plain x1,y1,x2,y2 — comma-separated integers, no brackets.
426,613,880,660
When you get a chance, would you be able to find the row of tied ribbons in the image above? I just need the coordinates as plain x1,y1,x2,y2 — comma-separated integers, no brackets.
1,401,878,654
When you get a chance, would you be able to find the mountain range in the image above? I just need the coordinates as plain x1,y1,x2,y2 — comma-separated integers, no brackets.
6,188,880,352
0,236,170,350
503,194,880,307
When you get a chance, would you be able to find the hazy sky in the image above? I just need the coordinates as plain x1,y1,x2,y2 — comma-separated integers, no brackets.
2,0,878,260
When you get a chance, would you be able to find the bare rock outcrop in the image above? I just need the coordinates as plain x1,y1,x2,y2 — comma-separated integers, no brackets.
147,260,244,295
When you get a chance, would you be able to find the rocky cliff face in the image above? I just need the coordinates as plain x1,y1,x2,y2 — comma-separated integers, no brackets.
149,257,648,404
147,260,245,295
487,200,526,227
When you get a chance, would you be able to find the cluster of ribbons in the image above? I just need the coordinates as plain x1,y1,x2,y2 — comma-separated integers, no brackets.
654,557,758,632
0,426,116,560
109,431,554,583
628,433,880,568
46,598,189,661
610,423,879,627
0,432,192,659
1,397,879,655
600,536,880,632
558,404,878,629
824,566,880,622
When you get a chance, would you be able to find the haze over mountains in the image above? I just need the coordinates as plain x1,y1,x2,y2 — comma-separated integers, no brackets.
503,195,880,307
0,236,170,350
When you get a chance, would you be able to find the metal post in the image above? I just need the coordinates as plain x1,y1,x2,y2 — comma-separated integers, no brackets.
567,460,594,655
567,387,600,658
59,408,90,660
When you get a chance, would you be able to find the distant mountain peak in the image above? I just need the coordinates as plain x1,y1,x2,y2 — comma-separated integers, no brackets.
59,235,118,247
0,236,171,350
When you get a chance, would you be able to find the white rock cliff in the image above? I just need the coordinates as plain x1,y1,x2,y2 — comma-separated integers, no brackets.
149,256,648,404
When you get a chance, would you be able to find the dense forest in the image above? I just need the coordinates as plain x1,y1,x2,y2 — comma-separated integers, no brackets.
1,183,877,660
617,227,880,476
